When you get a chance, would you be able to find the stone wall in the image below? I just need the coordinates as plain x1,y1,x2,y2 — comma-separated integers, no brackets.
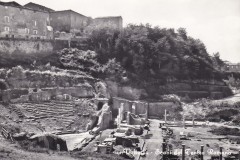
112,97,148,118
5,68,95,89
128,112,145,125
112,97,133,116
148,102,176,119
2,88,29,102
113,97,181,120
0,67,97,102
3,85,94,103
0,38,53,54
0,38,90,66
106,81,146,100
107,80,232,101
85,16,122,32
87,103,112,132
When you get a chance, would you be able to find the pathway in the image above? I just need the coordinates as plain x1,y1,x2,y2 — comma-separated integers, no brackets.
139,119,163,160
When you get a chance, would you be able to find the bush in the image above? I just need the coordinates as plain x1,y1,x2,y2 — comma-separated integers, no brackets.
206,109,239,122
210,126,240,136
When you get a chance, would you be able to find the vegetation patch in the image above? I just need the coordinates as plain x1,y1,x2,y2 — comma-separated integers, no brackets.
209,126,240,136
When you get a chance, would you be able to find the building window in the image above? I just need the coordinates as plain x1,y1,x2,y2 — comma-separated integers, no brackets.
33,30,38,35
34,21,37,26
4,16,10,23
25,28,30,34
4,26,10,32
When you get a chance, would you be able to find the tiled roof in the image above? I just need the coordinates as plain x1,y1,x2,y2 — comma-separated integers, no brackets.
0,1,22,7
24,2,54,12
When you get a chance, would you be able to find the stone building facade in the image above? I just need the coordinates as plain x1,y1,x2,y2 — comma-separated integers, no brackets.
84,16,123,34
24,2,54,12
0,1,53,39
0,1,123,40
226,63,240,72
90,16,123,30
49,10,90,39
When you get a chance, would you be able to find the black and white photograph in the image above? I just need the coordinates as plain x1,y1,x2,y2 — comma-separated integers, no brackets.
0,0,239,159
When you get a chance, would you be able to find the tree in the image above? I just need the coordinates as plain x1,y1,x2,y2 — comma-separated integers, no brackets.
212,52,225,70
86,24,221,85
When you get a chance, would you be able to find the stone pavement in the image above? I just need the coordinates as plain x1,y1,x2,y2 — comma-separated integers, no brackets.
139,119,163,160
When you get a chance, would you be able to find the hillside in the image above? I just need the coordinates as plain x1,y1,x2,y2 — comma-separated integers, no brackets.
0,24,233,100
54,25,232,100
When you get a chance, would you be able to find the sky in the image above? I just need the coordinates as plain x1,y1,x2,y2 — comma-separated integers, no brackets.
5,0,240,63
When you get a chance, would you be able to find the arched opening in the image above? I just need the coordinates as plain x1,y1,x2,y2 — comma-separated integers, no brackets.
97,102,104,111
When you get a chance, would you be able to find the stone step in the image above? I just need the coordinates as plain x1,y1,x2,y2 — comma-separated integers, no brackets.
33,113,75,119
34,108,74,114
33,115,75,120
33,113,74,119
23,106,74,113
38,110,74,115
62,122,72,126
10,107,25,117
22,102,74,108
53,115,76,120
22,103,74,109
23,105,74,111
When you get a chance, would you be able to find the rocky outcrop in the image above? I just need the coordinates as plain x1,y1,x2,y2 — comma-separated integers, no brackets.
6,67,95,89
2,85,94,103
0,67,99,103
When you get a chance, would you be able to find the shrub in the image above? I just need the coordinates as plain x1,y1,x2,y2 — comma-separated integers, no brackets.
206,109,239,122
210,126,240,136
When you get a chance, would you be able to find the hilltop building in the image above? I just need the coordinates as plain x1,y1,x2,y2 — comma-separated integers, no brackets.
0,1,123,40
0,1,53,39
85,16,123,33
226,63,240,72
49,10,91,39
24,2,55,12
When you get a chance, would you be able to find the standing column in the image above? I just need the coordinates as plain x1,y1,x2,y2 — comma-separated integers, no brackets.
200,145,204,160
68,40,71,48
120,103,124,122
219,147,223,160
162,140,167,160
183,115,185,128
182,144,185,160
145,103,149,120
238,150,240,160
117,108,121,128
126,112,131,125
164,109,167,124
192,116,195,127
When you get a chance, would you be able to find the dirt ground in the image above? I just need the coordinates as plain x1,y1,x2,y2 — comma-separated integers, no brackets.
139,119,163,160
169,125,240,159
0,136,75,160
